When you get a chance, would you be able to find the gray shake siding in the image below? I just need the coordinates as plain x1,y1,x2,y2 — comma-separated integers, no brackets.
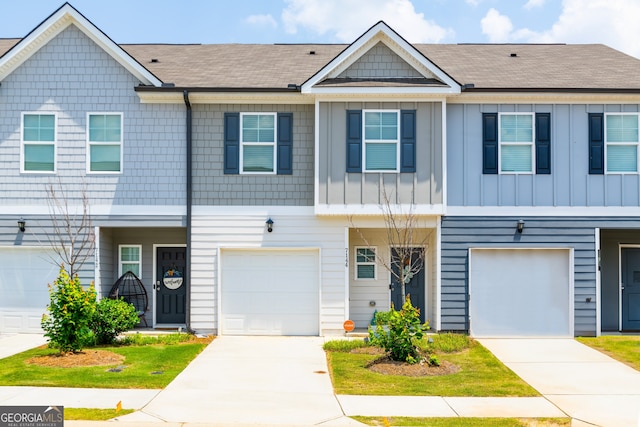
318,101,442,205
447,103,640,207
0,25,186,207
192,104,314,206
337,42,424,79
441,216,640,336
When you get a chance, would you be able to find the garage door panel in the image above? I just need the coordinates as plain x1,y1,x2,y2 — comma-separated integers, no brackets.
221,249,319,336
470,249,572,337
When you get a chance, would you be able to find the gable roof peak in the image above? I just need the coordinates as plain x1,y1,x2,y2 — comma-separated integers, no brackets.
0,2,162,86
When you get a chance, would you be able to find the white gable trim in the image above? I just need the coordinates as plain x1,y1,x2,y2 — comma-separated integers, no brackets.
0,3,162,86
301,21,460,95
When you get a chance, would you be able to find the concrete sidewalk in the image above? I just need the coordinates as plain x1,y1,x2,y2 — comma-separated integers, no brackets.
479,338,640,427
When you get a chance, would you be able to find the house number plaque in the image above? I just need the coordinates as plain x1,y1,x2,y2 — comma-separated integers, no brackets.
163,268,183,290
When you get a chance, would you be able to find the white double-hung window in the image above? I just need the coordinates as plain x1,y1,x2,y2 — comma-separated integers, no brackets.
605,113,639,173
363,110,399,172
22,113,56,173
119,245,141,277
355,247,377,280
240,113,276,173
87,113,123,173
499,113,534,173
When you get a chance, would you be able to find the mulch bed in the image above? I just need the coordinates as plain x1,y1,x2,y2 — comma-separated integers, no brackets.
26,349,125,368
350,346,460,376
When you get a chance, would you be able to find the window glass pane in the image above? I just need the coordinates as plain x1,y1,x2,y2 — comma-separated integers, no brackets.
23,114,55,142
365,112,397,140
24,144,54,171
89,115,121,142
121,263,140,276
242,114,274,143
365,142,397,170
120,247,140,262
357,265,375,279
607,145,638,172
90,144,121,171
243,145,274,172
607,115,638,142
501,144,532,172
356,248,375,263
501,114,533,143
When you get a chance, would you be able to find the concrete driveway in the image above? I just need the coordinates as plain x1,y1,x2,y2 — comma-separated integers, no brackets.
478,338,640,427
120,336,359,426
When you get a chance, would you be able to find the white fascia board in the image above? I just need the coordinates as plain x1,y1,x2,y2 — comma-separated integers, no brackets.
192,206,315,216
314,204,444,216
446,206,640,217
448,92,640,104
0,4,162,86
307,86,460,96
301,21,460,94
136,91,314,104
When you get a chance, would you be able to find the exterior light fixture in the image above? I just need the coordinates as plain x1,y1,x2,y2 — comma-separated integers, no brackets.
17,218,26,232
266,218,274,233
517,219,525,233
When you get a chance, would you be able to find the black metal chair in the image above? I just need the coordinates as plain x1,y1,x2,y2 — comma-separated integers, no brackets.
108,271,149,327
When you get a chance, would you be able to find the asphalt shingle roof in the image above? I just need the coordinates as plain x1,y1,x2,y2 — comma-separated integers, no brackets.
2,36,640,91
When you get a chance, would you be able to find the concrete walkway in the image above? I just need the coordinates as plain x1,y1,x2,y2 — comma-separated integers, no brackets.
2,334,640,425
479,338,640,427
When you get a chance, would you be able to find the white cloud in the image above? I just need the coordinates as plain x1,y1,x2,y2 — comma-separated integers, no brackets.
246,14,278,28
524,0,545,9
480,8,513,42
466,0,481,6
481,0,640,58
281,0,454,43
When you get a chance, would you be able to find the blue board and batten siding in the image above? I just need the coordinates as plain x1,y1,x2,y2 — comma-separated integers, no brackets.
447,103,640,207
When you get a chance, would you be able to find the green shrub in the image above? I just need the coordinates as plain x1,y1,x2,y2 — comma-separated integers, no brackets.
90,298,140,345
368,297,429,364
41,267,97,353
323,339,369,352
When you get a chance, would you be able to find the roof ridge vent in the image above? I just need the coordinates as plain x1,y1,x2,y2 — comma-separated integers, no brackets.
510,53,518,57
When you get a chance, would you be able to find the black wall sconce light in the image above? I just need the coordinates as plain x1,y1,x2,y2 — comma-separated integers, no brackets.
17,218,26,232
266,218,274,233
517,219,525,233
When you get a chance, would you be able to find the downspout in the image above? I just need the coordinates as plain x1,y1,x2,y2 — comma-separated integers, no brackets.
183,90,194,334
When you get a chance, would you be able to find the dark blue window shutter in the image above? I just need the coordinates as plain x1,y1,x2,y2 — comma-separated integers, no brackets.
400,110,416,173
277,113,293,175
482,113,498,174
224,112,240,174
535,113,551,174
346,110,362,172
589,113,604,174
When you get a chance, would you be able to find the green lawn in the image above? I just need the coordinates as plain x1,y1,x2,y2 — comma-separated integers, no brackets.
352,416,570,426
0,335,211,389
326,338,538,397
65,408,135,420
577,335,640,371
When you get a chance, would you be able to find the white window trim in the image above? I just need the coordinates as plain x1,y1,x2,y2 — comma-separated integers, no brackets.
20,112,57,174
119,244,142,278
86,112,123,174
498,112,535,175
355,246,377,280
363,109,400,173
240,112,277,175
604,112,639,175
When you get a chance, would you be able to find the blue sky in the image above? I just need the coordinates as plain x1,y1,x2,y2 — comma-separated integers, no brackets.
2,1,640,57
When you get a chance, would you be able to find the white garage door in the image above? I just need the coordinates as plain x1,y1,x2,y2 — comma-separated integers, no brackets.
221,249,319,336
0,247,59,333
469,248,573,337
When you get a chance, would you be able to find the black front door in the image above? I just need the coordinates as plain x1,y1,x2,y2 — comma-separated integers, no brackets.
156,247,187,325
390,248,426,323
621,247,640,331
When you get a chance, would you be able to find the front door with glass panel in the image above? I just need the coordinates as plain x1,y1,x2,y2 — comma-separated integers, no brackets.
390,248,426,323
156,247,186,325
621,247,640,330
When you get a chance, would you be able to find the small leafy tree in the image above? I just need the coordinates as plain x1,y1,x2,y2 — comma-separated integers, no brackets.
368,296,430,364
90,298,140,345
41,267,97,353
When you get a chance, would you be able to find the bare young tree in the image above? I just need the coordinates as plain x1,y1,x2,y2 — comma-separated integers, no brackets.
350,187,432,305
45,179,94,278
